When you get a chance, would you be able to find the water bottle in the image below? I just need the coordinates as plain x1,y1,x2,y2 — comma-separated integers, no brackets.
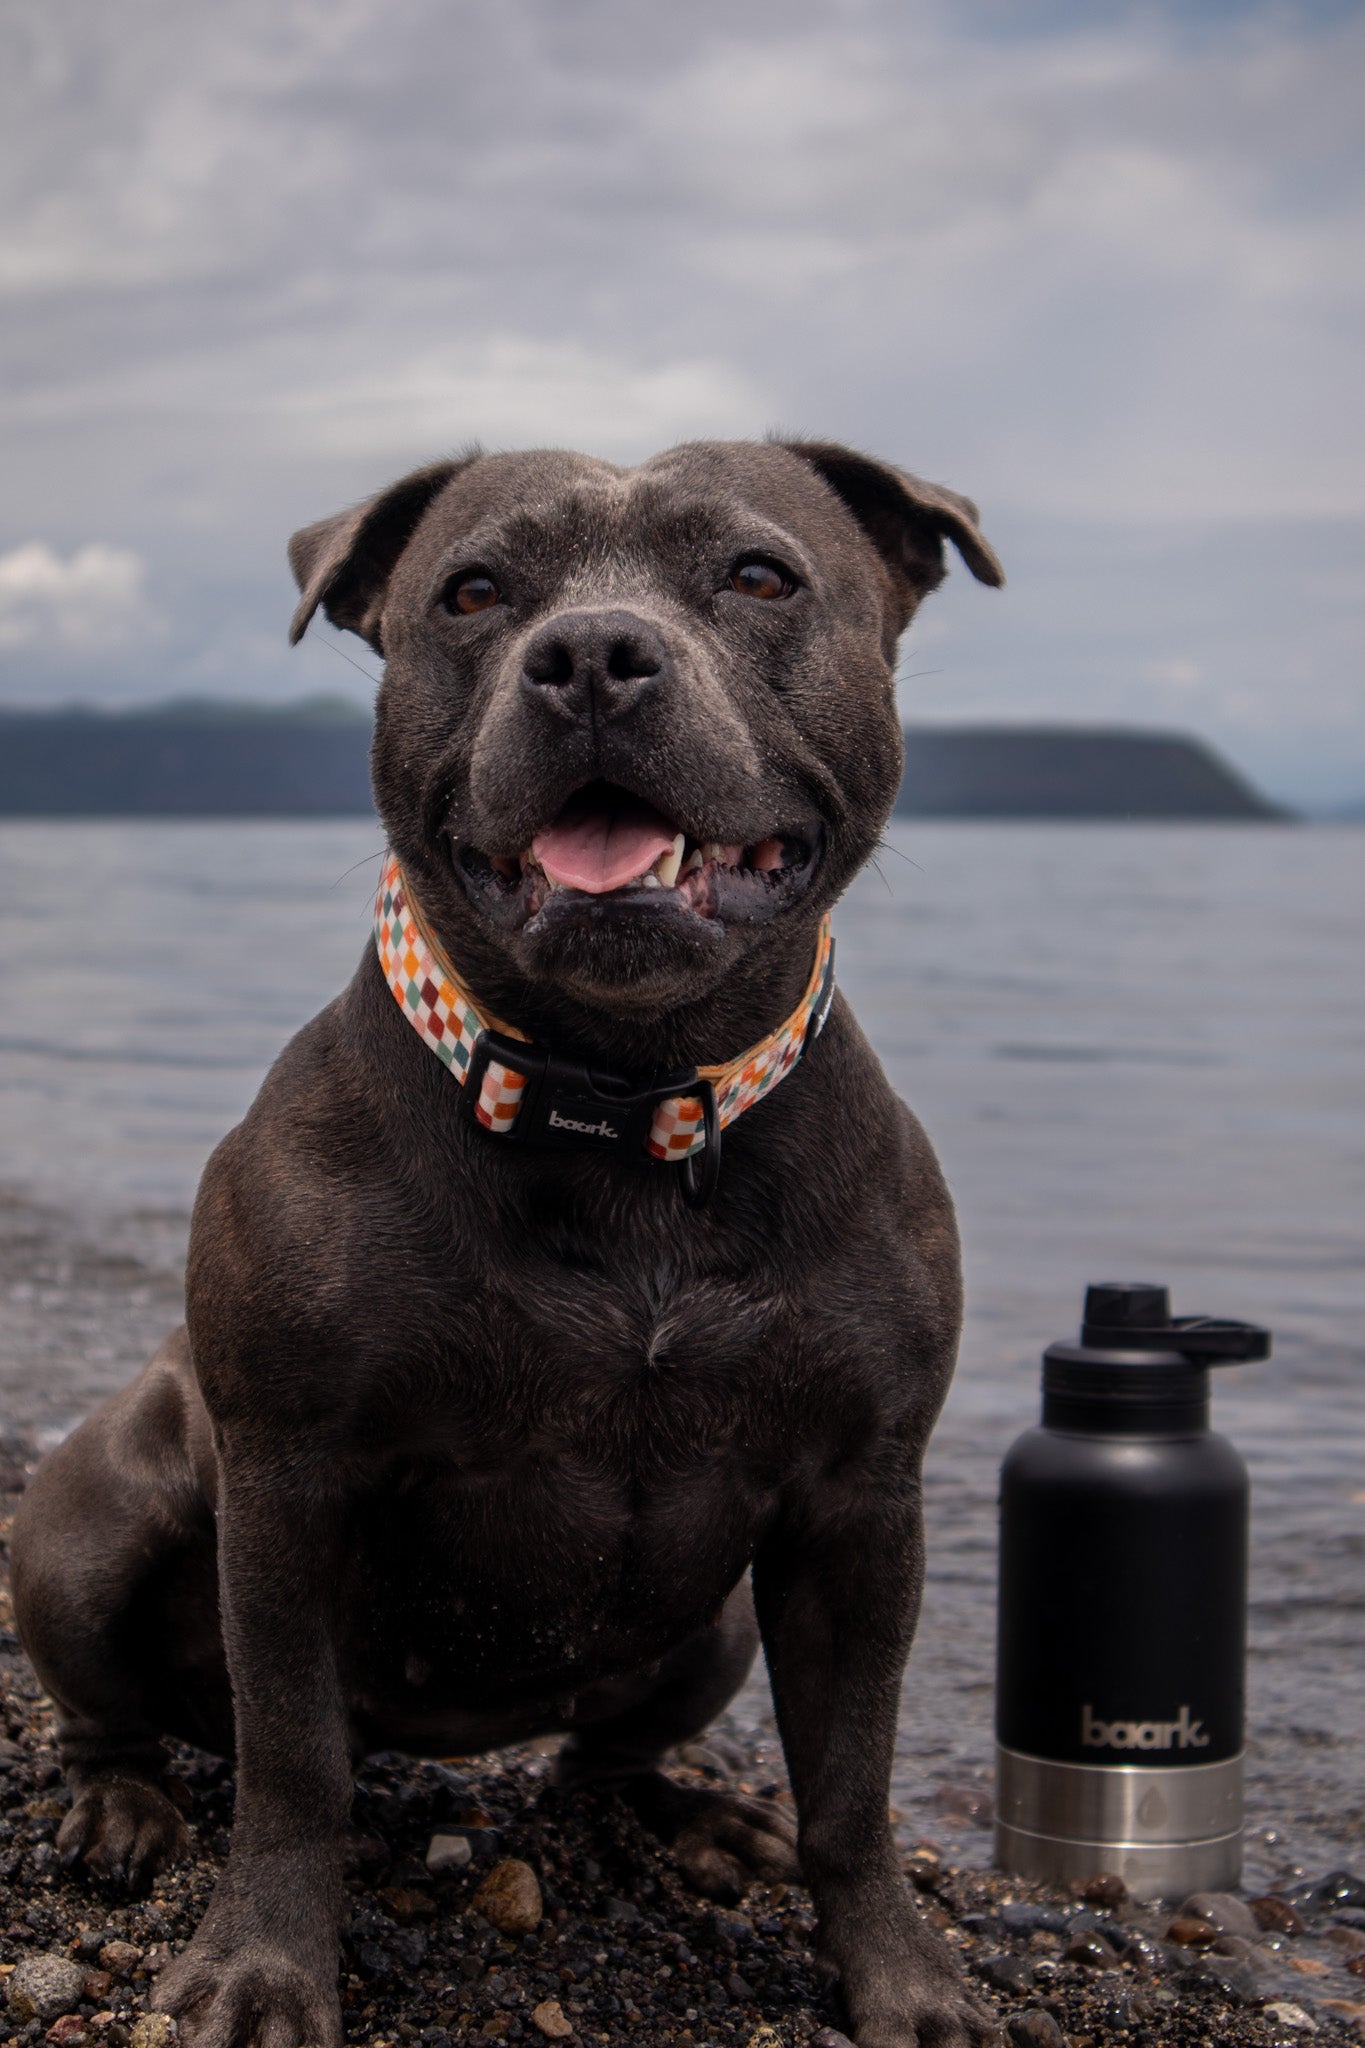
994,1282,1269,1900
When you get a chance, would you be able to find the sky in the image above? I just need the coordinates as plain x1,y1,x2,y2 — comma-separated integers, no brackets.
2,0,1363,806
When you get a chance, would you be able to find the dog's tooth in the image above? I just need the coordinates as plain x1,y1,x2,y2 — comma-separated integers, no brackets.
680,848,704,877
700,841,722,865
653,834,685,889
641,871,662,889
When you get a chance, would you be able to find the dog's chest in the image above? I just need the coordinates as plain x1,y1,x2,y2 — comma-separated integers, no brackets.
350,1245,804,1685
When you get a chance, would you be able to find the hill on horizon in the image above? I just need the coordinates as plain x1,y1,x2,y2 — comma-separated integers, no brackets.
0,700,1293,821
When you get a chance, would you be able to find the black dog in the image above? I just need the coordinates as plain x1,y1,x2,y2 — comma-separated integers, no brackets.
13,438,1002,2048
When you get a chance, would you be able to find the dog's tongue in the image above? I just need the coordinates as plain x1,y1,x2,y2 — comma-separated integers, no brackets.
532,793,677,894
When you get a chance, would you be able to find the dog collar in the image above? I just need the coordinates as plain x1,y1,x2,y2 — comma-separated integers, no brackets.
374,852,834,1203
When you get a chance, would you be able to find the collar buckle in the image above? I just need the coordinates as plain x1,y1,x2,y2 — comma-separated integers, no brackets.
464,1029,701,1163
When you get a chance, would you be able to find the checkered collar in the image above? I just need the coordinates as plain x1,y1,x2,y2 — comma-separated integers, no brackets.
373,851,835,1204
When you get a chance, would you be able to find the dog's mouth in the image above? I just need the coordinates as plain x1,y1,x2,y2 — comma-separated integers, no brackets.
453,782,821,933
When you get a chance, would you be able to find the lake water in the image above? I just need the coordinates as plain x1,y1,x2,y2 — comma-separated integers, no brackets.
1,820,1361,1890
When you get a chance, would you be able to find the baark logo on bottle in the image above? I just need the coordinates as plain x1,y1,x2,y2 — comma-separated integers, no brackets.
1082,1704,1209,1752
547,1106,620,1141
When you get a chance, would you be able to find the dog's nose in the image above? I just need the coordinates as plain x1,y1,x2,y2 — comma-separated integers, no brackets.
520,610,667,723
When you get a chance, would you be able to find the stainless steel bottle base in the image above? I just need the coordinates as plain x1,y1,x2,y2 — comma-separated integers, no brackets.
994,1745,1243,1900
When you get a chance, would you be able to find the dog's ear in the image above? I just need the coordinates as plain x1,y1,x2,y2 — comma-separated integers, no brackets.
287,458,476,652
777,439,1003,631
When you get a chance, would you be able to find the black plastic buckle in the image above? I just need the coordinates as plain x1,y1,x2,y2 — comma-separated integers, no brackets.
463,1029,719,1195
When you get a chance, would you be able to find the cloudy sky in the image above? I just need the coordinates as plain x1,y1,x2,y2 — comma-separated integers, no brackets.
2,0,1362,804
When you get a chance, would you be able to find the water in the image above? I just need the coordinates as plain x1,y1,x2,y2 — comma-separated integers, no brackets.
1,820,1361,1889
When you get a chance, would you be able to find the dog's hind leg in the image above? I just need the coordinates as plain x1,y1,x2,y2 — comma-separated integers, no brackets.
11,1328,228,1889
556,1576,800,1901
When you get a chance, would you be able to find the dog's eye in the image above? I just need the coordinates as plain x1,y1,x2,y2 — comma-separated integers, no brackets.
729,558,794,601
444,572,502,615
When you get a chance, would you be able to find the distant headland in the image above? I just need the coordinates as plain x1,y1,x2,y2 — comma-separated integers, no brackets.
0,699,1292,821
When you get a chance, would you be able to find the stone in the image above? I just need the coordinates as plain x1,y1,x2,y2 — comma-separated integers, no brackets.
1165,1913,1218,1947
1063,1928,1119,1969
1325,1924,1365,1956
1249,1895,1306,1935
744,2032,784,2048
603,1896,641,1926
979,1951,1035,1994
1073,1872,1128,1909
128,2021,179,2048
377,1885,435,1922
425,1832,473,1874
529,2001,573,2041
809,2032,856,2048
1289,1870,1365,1913
1287,1955,1330,1976
97,1944,142,1979
1180,1890,1259,1938
45,2020,89,2047
932,1782,993,1826
1349,1954,1365,1978
8,1956,89,2025
81,1972,112,2002
1195,1957,1261,2005
1262,2002,1317,2031
1318,2000,1365,2023
1000,1905,1068,1936
1006,2014,1065,2048
470,1857,543,1936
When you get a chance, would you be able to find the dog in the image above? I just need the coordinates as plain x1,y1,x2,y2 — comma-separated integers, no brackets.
12,437,1002,2048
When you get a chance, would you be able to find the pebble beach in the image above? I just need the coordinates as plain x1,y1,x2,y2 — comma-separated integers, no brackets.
2,1436,1364,2048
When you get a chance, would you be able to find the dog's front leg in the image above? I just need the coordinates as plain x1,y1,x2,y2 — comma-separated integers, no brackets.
754,1477,997,2048
155,1454,349,2048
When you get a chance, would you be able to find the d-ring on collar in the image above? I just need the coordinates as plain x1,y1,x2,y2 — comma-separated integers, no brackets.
373,852,835,1205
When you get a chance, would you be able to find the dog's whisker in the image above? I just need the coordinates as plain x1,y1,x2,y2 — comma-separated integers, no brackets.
314,636,383,687
873,836,925,875
331,849,388,890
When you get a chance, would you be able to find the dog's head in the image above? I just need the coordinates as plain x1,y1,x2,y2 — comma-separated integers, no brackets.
289,440,1000,1053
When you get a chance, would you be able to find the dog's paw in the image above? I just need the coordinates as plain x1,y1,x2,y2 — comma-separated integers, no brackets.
57,1777,190,1890
846,1957,1003,2048
155,1944,342,2048
668,1785,801,1901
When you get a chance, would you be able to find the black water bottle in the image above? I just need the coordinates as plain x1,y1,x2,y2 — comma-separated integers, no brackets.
994,1283,1269,1899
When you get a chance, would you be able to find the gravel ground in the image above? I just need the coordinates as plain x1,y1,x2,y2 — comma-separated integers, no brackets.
1,1443,1362,2048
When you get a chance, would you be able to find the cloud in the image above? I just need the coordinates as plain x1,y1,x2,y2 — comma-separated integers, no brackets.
0,0,1362,795
0,541,160,653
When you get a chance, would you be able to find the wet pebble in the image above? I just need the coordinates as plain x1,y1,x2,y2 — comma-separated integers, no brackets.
1062,1927,1119,1970
978,1950,1035,1994
1249,1894,1307,1936
999,1905,1068,1936
7,1954,88,2024
1262,2001,1318,2031
1181,1890,1260,1938
1287,1868,1365,1913
1165,1912,1219,1948
1072,1871,1127,1910
1005,2012,1065,2048
1318,1998,1365,2024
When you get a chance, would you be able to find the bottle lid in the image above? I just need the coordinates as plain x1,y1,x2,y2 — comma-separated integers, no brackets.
1079,1283,1270,1362
1041,1285,1271,1432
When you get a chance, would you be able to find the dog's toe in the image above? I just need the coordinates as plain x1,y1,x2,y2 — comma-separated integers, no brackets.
58,1778,189,1889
